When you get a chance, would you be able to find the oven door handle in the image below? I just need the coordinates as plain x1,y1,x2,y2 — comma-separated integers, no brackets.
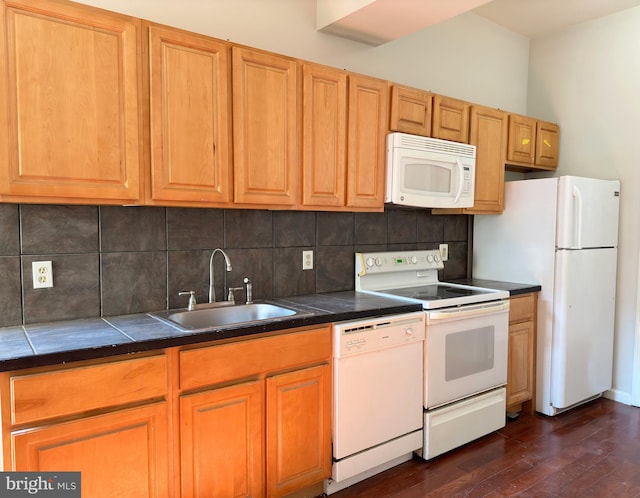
427,300,510,321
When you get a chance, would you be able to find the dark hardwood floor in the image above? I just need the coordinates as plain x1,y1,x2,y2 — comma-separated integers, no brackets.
330,398,640,497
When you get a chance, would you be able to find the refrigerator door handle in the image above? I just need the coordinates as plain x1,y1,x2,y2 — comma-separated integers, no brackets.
453,158,464,204
572,185,583,249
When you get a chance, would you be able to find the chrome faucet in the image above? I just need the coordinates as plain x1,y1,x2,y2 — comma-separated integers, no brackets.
209,248,232,303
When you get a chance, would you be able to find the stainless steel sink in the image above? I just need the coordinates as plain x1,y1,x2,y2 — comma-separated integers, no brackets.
153,303,299,330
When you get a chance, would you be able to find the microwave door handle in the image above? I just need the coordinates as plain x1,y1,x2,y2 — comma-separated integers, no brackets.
453,158,464,204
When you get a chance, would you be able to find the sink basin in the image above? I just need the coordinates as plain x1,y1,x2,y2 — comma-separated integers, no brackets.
156,303,298,330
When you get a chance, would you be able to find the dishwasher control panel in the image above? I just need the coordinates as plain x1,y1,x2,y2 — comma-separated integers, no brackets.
333,312,425,357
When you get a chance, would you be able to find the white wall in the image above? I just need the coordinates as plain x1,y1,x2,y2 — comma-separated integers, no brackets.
528,7,640,403
76,0,530,113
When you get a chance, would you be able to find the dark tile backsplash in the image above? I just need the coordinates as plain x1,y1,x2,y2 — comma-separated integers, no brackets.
0,204,470,327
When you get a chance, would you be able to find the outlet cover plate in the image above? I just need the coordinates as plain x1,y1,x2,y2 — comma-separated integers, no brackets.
32,261,53,289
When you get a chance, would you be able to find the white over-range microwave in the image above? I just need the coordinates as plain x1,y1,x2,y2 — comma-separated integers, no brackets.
385,132,477,209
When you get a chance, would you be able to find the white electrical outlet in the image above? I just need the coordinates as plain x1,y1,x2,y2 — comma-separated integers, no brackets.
302,250,314,270
32,261,53,289
439,244,449,262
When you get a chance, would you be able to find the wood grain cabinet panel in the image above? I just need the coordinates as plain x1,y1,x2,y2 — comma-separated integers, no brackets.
432,95,470,143
233,46,298,206
301,63,347,208
507,114,559,170
465,105,508,214
12,402,170,498
389,84,433,137
535,120,560,169
266,364,331,497
180,381,263,498
346,74,388,209
507,293,538,414
507,114,537,166
10,354,167,425
0,0,142,203
147,24,232,205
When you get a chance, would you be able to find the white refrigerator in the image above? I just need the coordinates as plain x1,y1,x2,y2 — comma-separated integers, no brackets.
473,176,620,416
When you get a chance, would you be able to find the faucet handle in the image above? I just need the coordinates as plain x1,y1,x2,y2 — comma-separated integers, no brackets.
227,287,244,304
178,290,197,311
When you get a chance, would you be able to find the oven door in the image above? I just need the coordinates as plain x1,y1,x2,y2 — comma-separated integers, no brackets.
425,300,509,409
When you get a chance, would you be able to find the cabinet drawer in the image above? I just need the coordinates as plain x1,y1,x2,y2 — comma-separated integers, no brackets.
509,293,536,323
179,326,331,391
10,354,167,426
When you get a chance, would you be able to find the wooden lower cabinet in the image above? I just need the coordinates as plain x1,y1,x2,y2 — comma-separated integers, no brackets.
12,402,169,497
507,293,538,414
178,326,332,498
180,381,264,497
1,326,332,498
266,364,331,497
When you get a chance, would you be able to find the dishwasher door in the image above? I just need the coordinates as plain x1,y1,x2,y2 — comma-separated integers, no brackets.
333,312,425,461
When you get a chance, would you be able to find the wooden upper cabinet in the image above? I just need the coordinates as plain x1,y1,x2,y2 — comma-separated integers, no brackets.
232,46,298,206
389,84,432,137
535,120,560,169
147,24,232,205
432,95,470,143
465,105,508,214
0,0,142,203
346,74,389,210
507,113,537,166
507,114,559,170
301,63,347,208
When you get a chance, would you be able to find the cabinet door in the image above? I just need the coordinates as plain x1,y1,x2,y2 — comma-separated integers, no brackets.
148,24,232,204
180,381,263,498
12,403,169,497
266,364,331,498
465,106,507,214
535,120,560,169
233,47,298,206
389,84,432,137
432,95,470,143
346,74,388,210
507,114,537,166
301,63,347,208
507,320,535,407
0,0,141,203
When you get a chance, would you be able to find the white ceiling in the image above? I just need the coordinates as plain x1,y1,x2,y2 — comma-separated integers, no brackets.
317,0,640,44
473,0,640,39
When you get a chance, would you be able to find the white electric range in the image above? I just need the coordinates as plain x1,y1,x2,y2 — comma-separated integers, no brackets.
355,249,510,460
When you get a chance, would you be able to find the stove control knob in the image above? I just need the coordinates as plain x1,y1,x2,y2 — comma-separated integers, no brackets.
405,327,414,337
365,257,375,268
426,253,434,263
374,257,382,267
409,255,418,264
434,253,441,263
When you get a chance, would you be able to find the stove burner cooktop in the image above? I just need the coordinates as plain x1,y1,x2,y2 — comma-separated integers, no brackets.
381,284,494,301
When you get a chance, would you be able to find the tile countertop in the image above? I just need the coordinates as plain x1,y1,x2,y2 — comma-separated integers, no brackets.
448,278,542,296
0,291,423,372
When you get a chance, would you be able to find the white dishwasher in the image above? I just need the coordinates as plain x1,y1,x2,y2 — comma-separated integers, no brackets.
325,312,425,495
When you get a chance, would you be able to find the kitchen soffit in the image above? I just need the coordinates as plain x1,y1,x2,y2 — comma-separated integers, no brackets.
317,0,640,44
